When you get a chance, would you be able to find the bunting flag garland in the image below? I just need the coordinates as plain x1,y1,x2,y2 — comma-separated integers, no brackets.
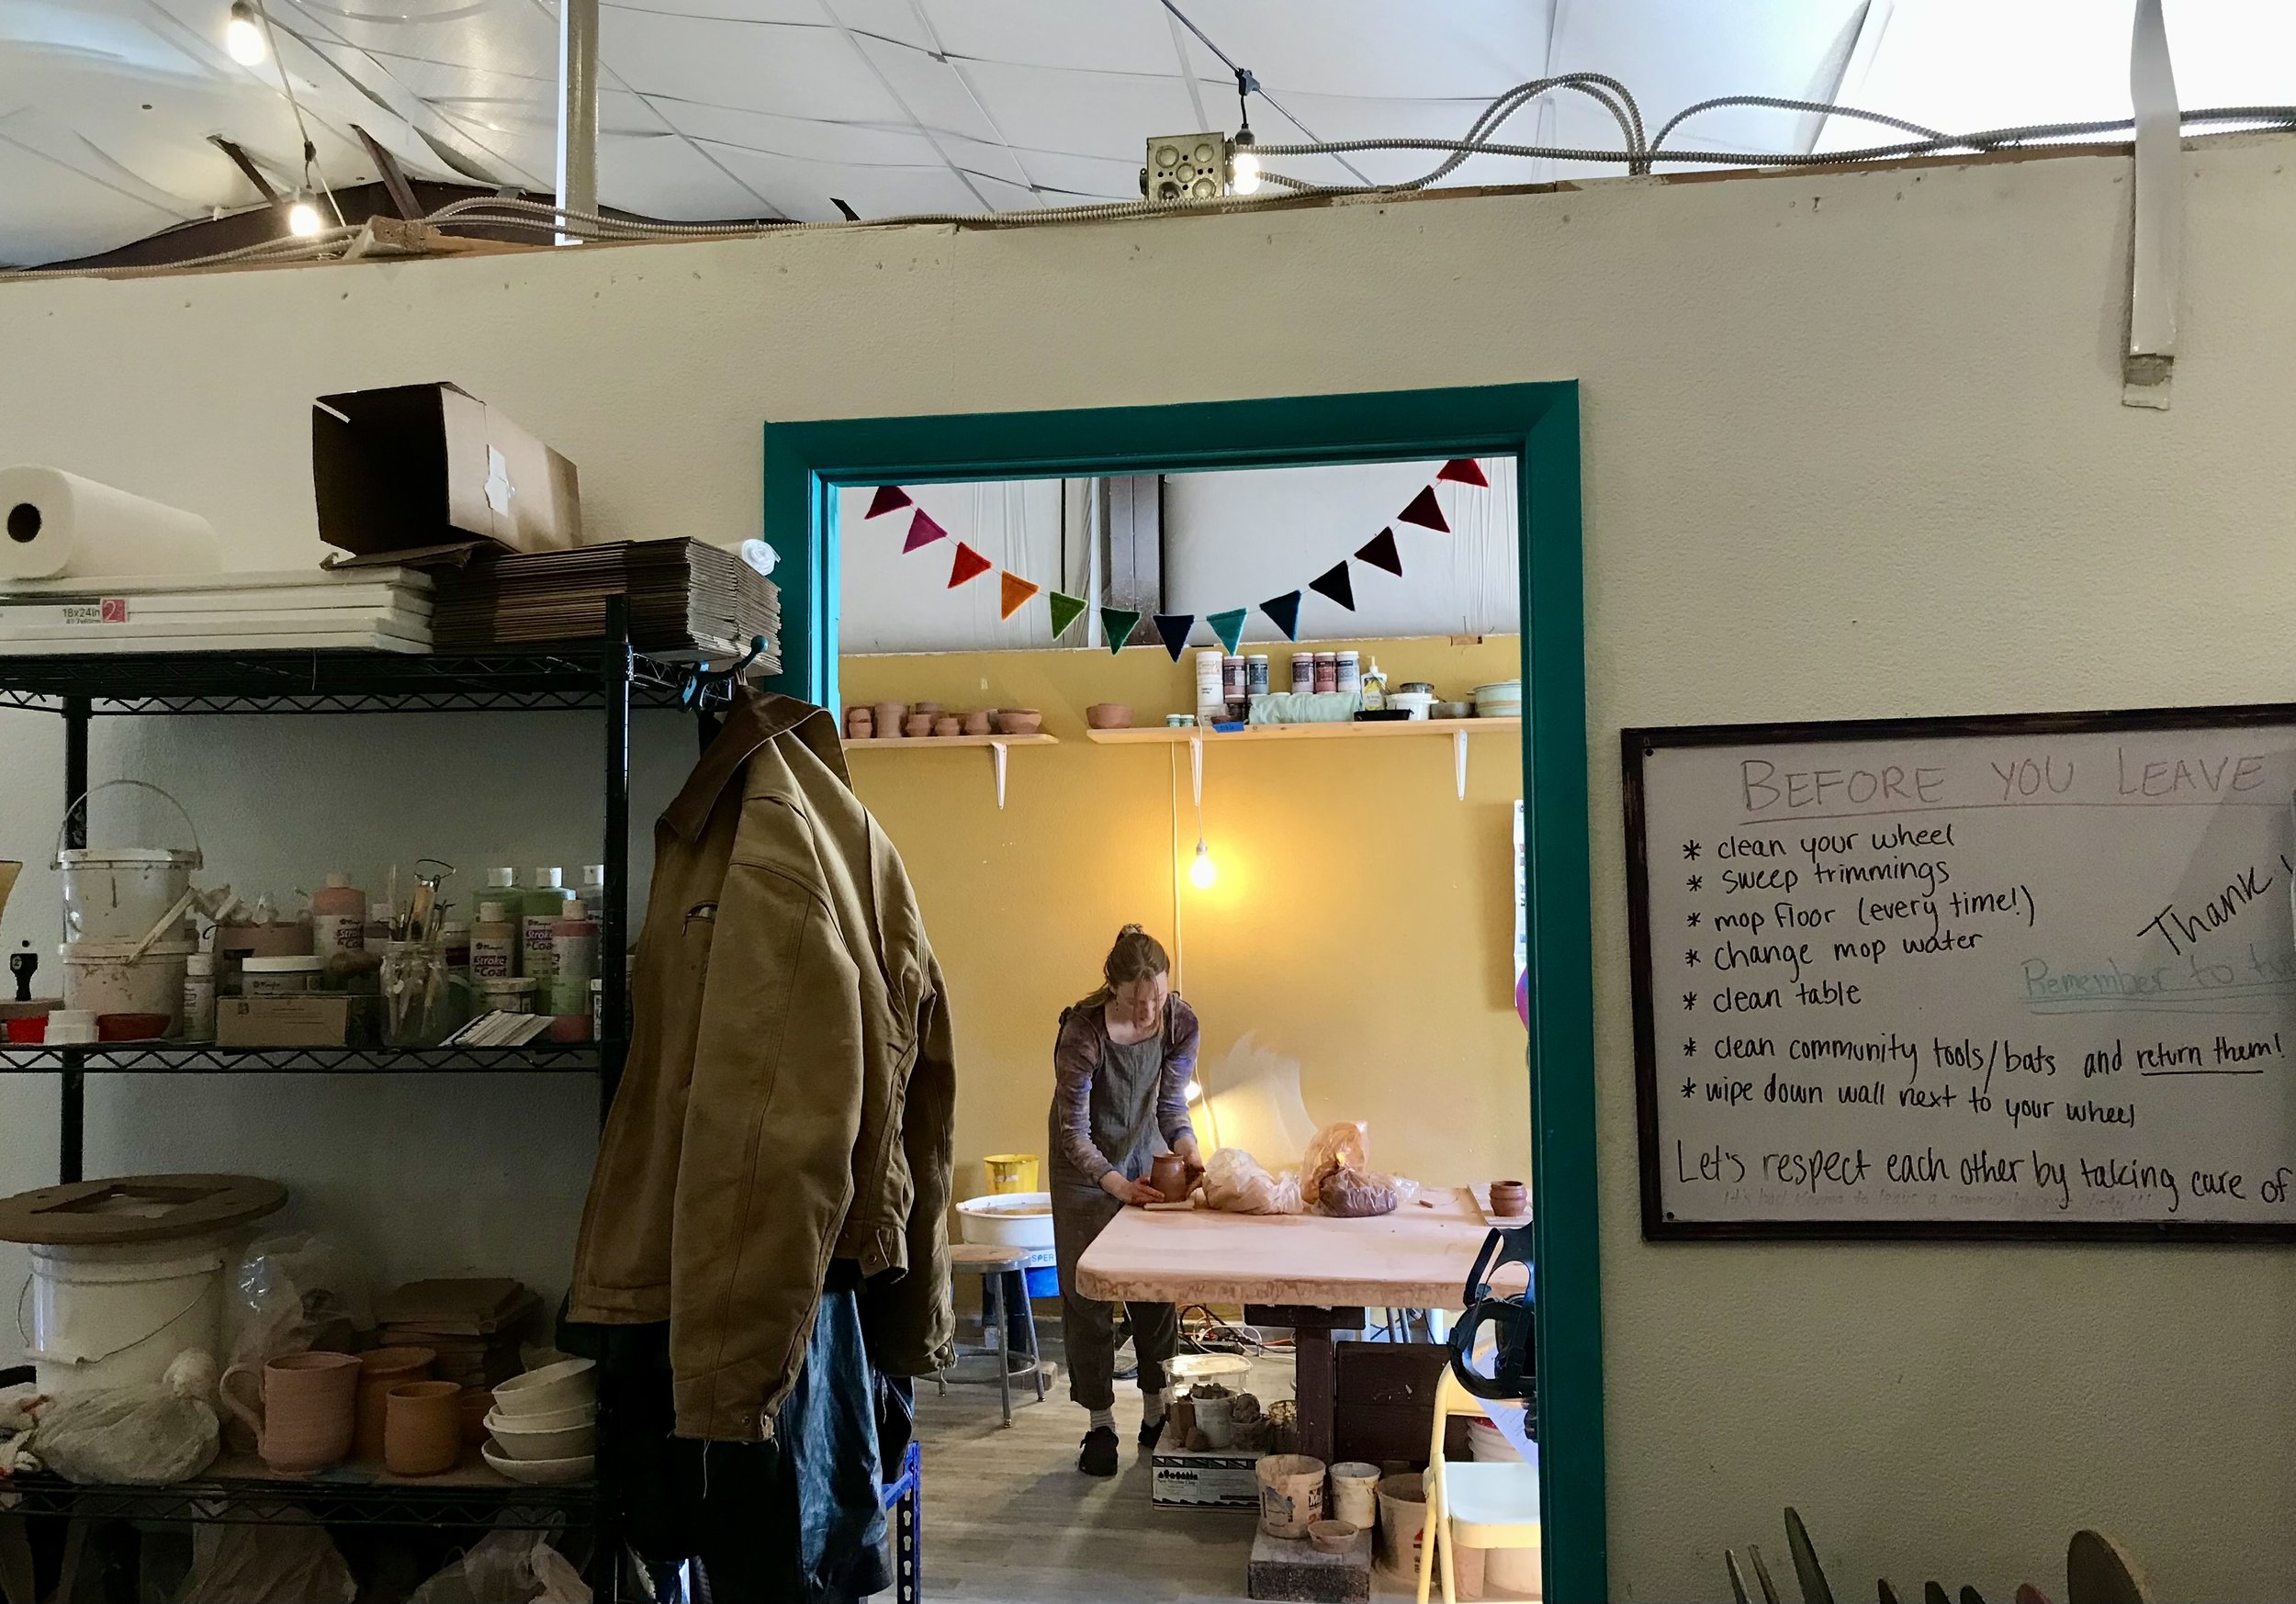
1354,527,1403,577
1396,485,1449,533
903,509,949,553
1000,572,1041,620
1047,590,1088,639
1309,562,1356,611
876,468,1480,643
948,542,993,589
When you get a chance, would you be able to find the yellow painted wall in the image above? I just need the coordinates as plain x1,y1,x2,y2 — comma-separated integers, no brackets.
839,636,1526,1199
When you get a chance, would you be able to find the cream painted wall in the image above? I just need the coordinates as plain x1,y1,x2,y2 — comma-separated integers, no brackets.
2,136,2293,1599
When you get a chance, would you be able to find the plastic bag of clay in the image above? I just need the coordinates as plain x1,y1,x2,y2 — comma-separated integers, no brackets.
1301,1119,1370,1199
175,1513,355,1604
228,1233,369,1370
31,1351,219,1486
408,1529,592,1604
1320,1165,1400,1217
1200,1148,1303,1215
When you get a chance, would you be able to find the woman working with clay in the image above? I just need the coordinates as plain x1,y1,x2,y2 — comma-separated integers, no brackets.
1048,925,1201,1477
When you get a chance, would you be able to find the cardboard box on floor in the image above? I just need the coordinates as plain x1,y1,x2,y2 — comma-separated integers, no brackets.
313,382,580,566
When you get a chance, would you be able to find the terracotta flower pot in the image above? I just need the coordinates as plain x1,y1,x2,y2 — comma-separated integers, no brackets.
1086,703,1133,729
933,715,962,737
219,1351,361,1475
385,1380,463,1477
995,708,1042,735
355,1345,435,1461
962,710,992,735
903,713,934,738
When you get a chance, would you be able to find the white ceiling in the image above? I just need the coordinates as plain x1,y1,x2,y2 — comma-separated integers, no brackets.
0,0,2286,266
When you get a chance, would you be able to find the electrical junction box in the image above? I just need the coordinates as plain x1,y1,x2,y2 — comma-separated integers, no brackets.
1142,133,1231,202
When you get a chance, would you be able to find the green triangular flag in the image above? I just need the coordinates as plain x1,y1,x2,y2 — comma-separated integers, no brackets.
1101,607,1141,653
1206,608,1247,656
1047,590,1087,640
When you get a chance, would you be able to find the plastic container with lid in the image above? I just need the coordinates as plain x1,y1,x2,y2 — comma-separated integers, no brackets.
578,865,609,923
242,955,324,996
45,1009,97,1045
181,952,217,1043
310,873,366,956
471,903,517,980
476,976,537,1015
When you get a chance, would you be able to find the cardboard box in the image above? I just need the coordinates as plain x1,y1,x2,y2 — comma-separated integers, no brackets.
313,382,580,562
216,996,349,1048
1150,1424,1261,1510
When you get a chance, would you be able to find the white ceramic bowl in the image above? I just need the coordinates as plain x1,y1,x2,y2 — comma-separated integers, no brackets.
483,1400,593,1433
482,1441,593,1486
487,1413,596,1460
490,1358,597,1419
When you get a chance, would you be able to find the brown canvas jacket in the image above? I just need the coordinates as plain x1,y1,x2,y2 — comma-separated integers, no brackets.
568,690,956,1441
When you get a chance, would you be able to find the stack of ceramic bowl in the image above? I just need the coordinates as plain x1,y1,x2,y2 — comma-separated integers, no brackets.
479,1357,596,1486
1473,679,1523,720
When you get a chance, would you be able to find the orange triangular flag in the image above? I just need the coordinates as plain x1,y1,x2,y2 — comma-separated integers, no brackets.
999,571,1041,620
948,542,993,588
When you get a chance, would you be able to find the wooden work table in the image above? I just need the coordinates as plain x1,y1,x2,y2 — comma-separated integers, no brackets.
1075,1187,1528,1464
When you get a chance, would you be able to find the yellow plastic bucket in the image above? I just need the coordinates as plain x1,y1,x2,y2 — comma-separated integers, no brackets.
983,1154,1039,1195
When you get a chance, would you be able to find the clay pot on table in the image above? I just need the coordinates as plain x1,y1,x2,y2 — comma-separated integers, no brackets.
962,710,993,736
1150,1152,1191,1203
995,708,1042,736
354,1345,435,1461
903,713,935,739
933,715,962,738
385,1380,464,1476
1489,1180,1528,1217
872,701,908,738
219,1351,361,1475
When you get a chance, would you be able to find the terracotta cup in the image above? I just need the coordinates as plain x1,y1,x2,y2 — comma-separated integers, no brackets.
872,701,907,738
355,1346,435,1461
962,710,992,735
457,1387,496,1447
385,1380,463,1477
933,715,962,737
1150,1152,1191,1203
903,713,934,738
219,1351,361,1475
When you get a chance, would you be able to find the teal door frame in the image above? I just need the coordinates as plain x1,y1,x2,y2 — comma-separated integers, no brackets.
761,382,1604,1601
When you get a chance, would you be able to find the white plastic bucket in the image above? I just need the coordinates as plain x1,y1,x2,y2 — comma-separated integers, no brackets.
61,939,195,1029
955,1191,1056,1269
25,1236,229,1396
1468,1419,1543,1596
53,780,202,943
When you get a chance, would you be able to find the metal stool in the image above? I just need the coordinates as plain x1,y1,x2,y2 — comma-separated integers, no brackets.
942,1243,1046,1427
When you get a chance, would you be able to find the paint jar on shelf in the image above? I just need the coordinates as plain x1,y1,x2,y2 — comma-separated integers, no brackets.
1289,654,1315,693
1246,655,1270,698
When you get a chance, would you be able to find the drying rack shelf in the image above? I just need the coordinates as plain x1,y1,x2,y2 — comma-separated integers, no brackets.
1,1457,591,1530
0,645,728,716
0,1043,606,1074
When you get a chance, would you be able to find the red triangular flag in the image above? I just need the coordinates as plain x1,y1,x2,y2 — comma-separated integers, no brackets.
948,542,993,589
904,510,949,553
999,571,1040,620
1397,485,1449,533
865,485,913,518
1437,459,1488,487
1355,527,1403,577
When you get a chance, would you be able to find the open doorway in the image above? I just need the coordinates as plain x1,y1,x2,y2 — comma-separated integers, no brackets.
760,384,1600,1601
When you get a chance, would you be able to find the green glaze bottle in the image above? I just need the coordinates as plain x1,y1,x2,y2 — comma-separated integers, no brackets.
523,867,573,984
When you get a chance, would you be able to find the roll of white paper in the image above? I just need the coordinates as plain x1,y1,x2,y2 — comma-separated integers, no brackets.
0,466,219,583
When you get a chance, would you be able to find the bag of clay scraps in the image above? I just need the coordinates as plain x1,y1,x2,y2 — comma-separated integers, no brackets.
408,1528,591,1604
31,1350,219,1486
1301,1121,1419,1217
1200,1148,1304,1215
1300,1120,1370,1199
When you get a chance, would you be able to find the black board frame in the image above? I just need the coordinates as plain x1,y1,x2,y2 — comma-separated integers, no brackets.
1624,701,2296,1243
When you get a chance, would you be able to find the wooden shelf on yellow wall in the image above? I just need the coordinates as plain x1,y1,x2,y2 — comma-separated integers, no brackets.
1083,716,1520,801
842,732,1058,809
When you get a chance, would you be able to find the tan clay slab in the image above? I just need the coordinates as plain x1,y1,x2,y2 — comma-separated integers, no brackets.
0,1173,287,1245
1075,1185,1526,1311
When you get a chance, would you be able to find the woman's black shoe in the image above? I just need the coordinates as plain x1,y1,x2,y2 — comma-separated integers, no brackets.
1078,1426,1120,1476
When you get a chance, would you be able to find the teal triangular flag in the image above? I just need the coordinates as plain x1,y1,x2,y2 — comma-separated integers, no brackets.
1101,607,1141,653
1259,590,1302,641
1153,613,1195,661
1207,608,1246,656
1047,590,1087,639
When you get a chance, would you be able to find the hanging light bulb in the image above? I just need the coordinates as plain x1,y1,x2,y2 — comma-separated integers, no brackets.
1229,131,1260,196
286,191,323,236
224,0,267,64
1189,837,1218,891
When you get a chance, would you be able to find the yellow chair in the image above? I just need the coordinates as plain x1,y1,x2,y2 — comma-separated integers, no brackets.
1416,1365,1542,1602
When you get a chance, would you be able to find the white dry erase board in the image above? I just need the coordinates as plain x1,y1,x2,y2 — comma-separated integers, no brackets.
1624,706,2296,1241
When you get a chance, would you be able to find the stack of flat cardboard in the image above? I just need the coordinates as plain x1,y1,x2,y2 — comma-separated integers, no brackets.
428,540,779,666
0,568,432,655
374,1276,542,1387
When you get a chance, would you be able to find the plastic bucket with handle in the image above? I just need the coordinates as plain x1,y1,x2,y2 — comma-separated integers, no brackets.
53,780,202,943
983,1154,1040,1195
24,1235,229,1396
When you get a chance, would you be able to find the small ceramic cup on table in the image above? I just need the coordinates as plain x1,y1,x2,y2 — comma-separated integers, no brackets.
385,1380,464,1476
355,1345,435,1462
219,1351,362,1475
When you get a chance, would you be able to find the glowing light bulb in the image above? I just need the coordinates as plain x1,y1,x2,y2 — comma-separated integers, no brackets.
1189,838,1217,890
1231,150,1261,196
1184,1079,1203,1105
225,0,267,64
286,193,323,236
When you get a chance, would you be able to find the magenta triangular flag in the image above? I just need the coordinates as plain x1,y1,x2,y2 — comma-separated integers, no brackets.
1355,527,1402,577
1397,485,1449,533
1309,562,1355,611
903,509,949,553
1437,458,1488,487
865,485,913,518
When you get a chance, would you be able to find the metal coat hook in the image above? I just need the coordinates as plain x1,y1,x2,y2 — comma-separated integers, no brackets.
678,635,767,709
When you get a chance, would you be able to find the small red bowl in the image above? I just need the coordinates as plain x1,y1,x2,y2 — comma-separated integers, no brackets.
96,1012,171,1042
6,1016,47,1044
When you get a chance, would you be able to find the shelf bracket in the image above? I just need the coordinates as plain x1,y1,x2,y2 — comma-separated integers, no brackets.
991,741,1010,810
1190,735,1204,809
1456,729,1469,801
